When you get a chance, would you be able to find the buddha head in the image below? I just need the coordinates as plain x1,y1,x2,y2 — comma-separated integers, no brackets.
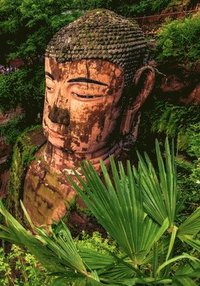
43,9,155,157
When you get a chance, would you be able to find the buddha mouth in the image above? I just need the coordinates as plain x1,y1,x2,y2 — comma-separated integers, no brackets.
43,119,66,139
47,126,65,140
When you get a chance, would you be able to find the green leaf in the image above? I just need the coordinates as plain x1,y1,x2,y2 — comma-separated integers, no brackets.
156,254,200,276
178,208,200,237
172,276,198,286
179,237,200,252
136,138,177,227
166,225,178,261
0,200,88,277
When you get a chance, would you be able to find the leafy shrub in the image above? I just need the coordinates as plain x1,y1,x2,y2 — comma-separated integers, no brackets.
116,0,171,16
0,0,81,64
156,12,200,63
0,115,25,145
137,97,200,155
76,231,118,255
177,123,200,158
0,65,44,122
0,245,50,286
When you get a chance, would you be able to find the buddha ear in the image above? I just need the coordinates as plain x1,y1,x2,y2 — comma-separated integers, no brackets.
120,66,155,136
132,65,156,112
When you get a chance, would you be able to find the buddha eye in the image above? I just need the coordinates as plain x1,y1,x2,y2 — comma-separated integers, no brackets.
47,86,53,91
72,92,104,99
46,85,55,93
46,76,55,93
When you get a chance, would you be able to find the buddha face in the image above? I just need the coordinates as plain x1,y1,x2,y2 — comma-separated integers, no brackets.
43,57,125,154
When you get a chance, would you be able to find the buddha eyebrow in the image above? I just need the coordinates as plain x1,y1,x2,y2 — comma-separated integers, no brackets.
45,72,54,80
68,77,108,86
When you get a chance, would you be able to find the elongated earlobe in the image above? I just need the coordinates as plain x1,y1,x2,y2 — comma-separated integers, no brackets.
120,66,155,149
131,65,156,114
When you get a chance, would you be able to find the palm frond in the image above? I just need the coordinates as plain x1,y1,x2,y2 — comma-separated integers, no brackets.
135,138,177,227
179,237,200,252
156,254,200,276
172,276,198,286
78,247,115,270
68,158,168,264
0,201,89,278
178,207,200,237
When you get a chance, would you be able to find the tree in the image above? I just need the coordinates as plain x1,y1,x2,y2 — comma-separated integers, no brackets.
0,0,80,64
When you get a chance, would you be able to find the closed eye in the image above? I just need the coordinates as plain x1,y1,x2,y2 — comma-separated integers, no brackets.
72,92,104,99
68,77,108,86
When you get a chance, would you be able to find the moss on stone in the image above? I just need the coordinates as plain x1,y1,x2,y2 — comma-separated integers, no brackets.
6,125,45,223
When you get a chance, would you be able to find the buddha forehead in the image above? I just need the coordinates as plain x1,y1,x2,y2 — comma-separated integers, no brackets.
45,9,147,87
45,57,124,88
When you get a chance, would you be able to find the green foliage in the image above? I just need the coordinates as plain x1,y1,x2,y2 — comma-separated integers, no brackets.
0,65,44,122
0,0,112,65
149,101,200,138
6,125,42,220
136,140,177,227
0,115,25,145
137,97,200,216
0,0,80,64
140,99,200,158
117,0,171,16
177,123,200,158
1,0,195,65
0,245,51,286
176,156,200,215
156,12,200,63
76,231,118,255
0,139,200,285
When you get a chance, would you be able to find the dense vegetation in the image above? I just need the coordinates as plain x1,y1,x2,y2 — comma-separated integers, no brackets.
0,141,200,285
0,245,50,285
156,11,200,63
137,97,200,214
0,1,199,285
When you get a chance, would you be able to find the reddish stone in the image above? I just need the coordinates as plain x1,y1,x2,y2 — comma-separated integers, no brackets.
0,170,9,198
23,10,156,226
180,83,200,105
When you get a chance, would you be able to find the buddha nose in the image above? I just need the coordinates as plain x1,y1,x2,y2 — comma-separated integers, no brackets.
48,104,70,126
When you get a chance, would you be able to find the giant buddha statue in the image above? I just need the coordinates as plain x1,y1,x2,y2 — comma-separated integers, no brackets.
23,9,155,226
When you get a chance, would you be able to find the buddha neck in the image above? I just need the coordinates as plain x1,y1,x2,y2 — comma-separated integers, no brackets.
43,141,122,174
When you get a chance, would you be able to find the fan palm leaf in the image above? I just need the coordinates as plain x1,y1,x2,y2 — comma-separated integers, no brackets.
134,138,177,227
0,201,95,280
68,158,168,265
178,207,200,237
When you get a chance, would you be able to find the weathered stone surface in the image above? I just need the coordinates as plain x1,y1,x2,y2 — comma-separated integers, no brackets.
0,137,10,197
158,64,200,105
24,145,76,226
0,137,11,165
0,170,9,198
46,9,147,86
23,9,155,226
0,106,23,125
180,83,200,105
